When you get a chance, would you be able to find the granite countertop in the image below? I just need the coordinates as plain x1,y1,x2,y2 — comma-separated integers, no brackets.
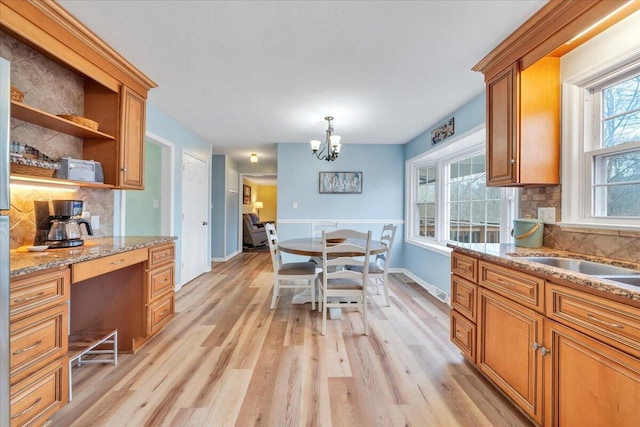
448,243,640,303
10,236,177,278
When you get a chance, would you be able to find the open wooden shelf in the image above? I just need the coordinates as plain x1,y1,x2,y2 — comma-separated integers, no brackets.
10,174,114,189
11,101,116,140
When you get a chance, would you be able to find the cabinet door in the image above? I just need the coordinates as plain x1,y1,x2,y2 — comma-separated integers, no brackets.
486,63,518,186
478,288,543,424
544,320,640,427
119,86,146,189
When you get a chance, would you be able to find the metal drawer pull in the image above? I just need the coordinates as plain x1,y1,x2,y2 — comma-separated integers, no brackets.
12,340,42,355
11,397,42,419
456,294,467,300
532,342,540,350
540,347,551,356
110,259,125,265
587,314,624,329
160,309,169,316
14,292,45,303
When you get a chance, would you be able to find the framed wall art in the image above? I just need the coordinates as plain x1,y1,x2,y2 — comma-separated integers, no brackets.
243,184,251,204
319,171,363,194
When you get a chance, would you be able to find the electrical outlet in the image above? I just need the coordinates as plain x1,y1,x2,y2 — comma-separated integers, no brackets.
538,207,556,224
90,215,100,230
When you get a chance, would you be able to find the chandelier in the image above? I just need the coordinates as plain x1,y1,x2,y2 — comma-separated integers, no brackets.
310,116,341,161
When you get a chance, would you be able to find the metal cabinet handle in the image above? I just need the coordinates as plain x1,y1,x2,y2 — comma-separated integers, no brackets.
11,397,41,419
456,294,467,300
12,340,42,355
540,347,551,356
14,292,45,303
110,259,125,265
532,342,540,351
509,159,516,164
587,313,624,329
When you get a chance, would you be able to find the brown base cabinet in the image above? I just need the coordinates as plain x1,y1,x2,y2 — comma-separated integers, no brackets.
478,288,543,425
544,319,640,426
450,250,640,426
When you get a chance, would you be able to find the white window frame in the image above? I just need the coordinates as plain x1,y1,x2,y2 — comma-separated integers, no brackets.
561,47,640,231
405,126,517,254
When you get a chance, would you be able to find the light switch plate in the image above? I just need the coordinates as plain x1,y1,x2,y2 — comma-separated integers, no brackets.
538,207,556,224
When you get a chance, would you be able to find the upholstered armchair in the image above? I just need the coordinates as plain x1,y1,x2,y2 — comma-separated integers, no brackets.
242,213,268,247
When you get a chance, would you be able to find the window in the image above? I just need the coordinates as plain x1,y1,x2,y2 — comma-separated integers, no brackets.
561,17,640,231
563,59,640,230
447,154,501,243
591,73,640,218
406,128,516,249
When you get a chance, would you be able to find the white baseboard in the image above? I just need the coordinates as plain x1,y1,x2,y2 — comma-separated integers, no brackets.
211,250,240,262
393,268,450,304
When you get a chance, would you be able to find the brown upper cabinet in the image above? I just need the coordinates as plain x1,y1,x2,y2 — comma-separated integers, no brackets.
0,0,156,189
475,0,640,187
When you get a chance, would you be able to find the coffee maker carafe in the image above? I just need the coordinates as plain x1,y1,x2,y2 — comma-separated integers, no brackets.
34,200,94,248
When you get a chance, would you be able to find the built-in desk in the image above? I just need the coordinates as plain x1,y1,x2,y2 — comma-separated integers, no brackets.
9,236,176,424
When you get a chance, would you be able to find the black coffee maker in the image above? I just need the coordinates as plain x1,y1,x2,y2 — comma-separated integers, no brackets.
34,200,94,248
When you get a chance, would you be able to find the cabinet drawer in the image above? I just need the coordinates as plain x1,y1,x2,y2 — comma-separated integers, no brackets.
147,263,175,302
72,248,148,283
451,310,476,363
148,243,175,269
10,303,68,385
452,252,478,283
147,292,174,336
451,275,477,323
479,261,545,312
10,269,70,320
11,357,68,427
546,283,640,358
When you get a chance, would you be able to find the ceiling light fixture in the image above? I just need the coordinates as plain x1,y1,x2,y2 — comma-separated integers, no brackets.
310,116,341,162
250,153,258,164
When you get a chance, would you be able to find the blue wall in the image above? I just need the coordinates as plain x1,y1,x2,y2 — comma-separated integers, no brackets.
145,105,212,286
276,143,405,266
211,154,226,258
402,92,486,295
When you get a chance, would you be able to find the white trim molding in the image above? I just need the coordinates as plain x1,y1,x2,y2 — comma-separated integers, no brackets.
395,268,450,305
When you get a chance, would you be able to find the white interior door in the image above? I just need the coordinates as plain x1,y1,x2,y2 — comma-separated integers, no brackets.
181,151,210,285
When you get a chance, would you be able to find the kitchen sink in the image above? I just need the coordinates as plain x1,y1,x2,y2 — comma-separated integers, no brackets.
520,256,640,276
599,276,640,287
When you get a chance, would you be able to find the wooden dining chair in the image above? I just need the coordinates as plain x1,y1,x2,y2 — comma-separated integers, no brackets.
265,223,321,310
347,223,397,306
319,229,372,335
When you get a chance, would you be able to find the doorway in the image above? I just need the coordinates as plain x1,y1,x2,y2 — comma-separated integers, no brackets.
238,173,277,253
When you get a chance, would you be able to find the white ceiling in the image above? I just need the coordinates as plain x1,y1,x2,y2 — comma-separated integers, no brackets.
58,0,546,165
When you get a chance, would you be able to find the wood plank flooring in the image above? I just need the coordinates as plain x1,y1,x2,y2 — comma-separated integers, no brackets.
51,250,532,426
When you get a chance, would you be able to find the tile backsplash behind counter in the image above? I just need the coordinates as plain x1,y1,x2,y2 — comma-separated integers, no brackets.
2,31,114,248
521,185,640,263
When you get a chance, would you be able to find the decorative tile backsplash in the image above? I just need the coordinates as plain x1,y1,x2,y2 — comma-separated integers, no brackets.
521,185,640,263
2,31,114,248
8,187,114,249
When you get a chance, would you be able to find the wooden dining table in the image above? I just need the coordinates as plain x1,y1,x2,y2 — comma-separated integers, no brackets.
277,237,385,306
277,237,385,257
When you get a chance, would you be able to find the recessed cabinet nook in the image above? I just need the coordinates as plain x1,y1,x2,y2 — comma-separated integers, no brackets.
0,0,157,189
450,1,640,426
474,0,640,188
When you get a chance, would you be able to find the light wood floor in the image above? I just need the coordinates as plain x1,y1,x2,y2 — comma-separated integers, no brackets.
52,250,532,427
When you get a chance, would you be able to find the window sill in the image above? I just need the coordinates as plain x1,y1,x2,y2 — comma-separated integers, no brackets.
558,221,640,237
406,239,453,256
